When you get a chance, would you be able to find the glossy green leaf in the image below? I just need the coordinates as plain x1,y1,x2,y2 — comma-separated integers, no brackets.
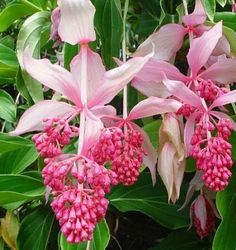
149,229,206,250
0,174,45,210
16,11,50,103
0,146,38,174
94,0,122,68
0,43,18,68
0,89,16,122
17,206,54,250
223,25,236,56
109,173,189,229
0,3,40,32
0,133,34,154
213,169,236,250
64,43,79,70
60,219,110,250
201,0,216,22
143,120,161,148
215,12,236,31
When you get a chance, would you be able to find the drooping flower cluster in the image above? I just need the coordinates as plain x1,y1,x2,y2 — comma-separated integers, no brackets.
91,124,146,185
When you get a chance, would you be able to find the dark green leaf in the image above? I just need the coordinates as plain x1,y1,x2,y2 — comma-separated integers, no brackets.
16,11,50,103
60,219,110,250
17,206,54,250
94,0,122,68
0,3,39,32
213,168,236,250
0,89,16,122
64,43,79,70
143,120,161,148
149,229,206,250
216,0,227,7
109,173,189,229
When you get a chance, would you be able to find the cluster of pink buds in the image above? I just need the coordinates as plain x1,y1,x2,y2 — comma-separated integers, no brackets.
32,118,79,158
191,195,215,238
91,124,146,186
176,104,195,117
43,154,117,242
191,119,233,191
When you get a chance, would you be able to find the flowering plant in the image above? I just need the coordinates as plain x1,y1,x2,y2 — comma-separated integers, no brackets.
0,0,235,249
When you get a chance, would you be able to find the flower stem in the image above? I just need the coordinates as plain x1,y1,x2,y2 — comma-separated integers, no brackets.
122,0,129,119
77,44,88,154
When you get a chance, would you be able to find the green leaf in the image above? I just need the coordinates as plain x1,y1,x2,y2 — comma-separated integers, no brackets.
108,173,189,229
0,89,16,122
94,0,122,68
16,11,50,103
60,219,110,250
17,206,54,250
0,133,34,154
64,43,79,70
0,3,39,32
214,12,236,31
222,25,236,56
0,174,45,210
143,120,161,148
0,43,18,68
149,229,206,250
216,0,227,7
201,0,216,22
229,131,236,161
0,146,38,174
213,169,236,250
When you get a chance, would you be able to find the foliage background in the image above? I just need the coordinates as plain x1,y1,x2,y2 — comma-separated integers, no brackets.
0,0,235,249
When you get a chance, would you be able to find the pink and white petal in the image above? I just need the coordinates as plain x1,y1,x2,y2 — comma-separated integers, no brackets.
158,141,175,201
182,0,206,26
88,52,153,107
70,46,106,102
162,78,203,109
90,105,117,118
199,58,236,84
210,111,236,131
212,36,231,56
132,78,170,98
173,157,185,203
187,22,222,77
23,49,82,107
128,97,182,120
10,101,76,135
132,123,157,185
184,113,198,156
132,24,187,60
58,0,96,44
210,90,236,109
81,114,103,156
194,195,207,231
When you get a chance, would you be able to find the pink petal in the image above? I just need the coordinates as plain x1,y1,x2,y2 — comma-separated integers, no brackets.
187,22,222,77
198,58,236,84
58,0,96,44
158,141,175,201
182,0,206,26
88,53,153,107
50,7,61,41
10,101,76,135
132,123,157,185
210,90,236,109
23,49,82,107
212,36,230,56
89,105,116,119
81,114,103,156
173,156,185,203
184,113,197,156
132,24,187,60
128,97,182,120
194,195,207,231
162,78,203,108
70,47,106,102
132,58,188,98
